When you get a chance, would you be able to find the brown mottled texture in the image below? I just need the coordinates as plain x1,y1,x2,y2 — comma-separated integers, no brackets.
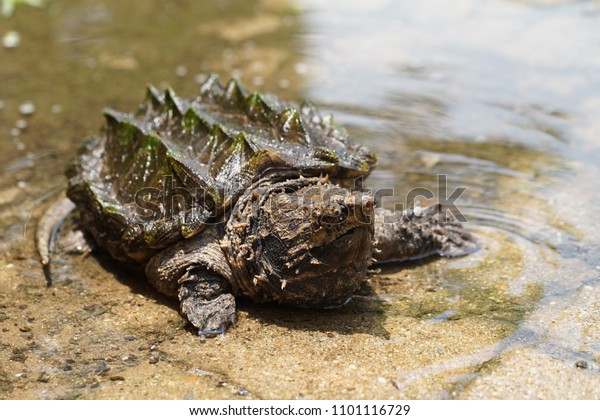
223,176,374,308
144,224,232,297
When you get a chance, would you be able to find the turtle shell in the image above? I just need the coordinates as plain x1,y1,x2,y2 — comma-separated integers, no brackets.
66,74,377,266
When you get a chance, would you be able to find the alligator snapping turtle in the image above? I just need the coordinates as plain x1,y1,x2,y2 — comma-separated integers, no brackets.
38,74,476,335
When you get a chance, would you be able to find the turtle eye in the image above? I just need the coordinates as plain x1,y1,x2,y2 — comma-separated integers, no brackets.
319,203,348,225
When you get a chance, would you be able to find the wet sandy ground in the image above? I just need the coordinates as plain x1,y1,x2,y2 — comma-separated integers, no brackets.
1,226,599,399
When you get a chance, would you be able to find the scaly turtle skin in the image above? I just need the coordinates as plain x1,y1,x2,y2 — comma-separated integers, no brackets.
38,74,477,335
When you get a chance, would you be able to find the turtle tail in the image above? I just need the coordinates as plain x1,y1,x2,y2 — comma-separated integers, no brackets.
36,194,76,286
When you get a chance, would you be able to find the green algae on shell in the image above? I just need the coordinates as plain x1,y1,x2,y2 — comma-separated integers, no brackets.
66,74,377,266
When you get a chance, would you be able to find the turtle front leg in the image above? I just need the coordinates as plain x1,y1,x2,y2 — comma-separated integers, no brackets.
144,224,237,336
178,269,236,335
374,204,478,263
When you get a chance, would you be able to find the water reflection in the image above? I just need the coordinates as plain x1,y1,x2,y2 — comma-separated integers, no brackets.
297,0,596,244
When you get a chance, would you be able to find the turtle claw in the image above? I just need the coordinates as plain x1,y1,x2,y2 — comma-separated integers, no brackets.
180,290,236,336
198,325,226,338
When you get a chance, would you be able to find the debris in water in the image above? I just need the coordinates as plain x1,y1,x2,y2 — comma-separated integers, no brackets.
18,101,35,116
2,30,20,48
175,65,187,77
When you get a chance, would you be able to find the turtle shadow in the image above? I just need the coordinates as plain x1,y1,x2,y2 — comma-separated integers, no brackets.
47,215,396,340
93,253,180,312
247,255,449,339
68,251,392,339
238,282,392,339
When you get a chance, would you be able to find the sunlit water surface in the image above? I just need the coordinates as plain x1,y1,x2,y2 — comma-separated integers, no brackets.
296,0,600,382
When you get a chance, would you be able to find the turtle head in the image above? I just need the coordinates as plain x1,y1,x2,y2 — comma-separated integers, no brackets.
224,177,374,307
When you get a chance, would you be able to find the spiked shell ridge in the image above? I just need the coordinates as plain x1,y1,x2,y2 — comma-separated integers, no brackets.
66,74,377,265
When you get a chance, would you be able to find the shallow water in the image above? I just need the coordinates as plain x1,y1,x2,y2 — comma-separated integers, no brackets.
1,0,599,399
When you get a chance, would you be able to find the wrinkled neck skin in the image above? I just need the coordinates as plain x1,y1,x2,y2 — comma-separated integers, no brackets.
221,176,375,308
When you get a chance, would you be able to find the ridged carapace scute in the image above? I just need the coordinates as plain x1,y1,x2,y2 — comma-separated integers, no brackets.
66,74,377,266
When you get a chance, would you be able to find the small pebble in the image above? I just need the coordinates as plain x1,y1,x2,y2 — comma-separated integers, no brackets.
17,181,27,189
19,101,36,116
93,361,110,374
63,365,73,371
10,128,20,137
51,104,62,114
9,353,27,362
124,335,136,341
237,389,250,396
149,355,159,364
252,76,264,86
37,372,50,383
175,65,187,77
3,31,20,49
109,375,125,381
575,360,588,369
278,79,290,89
16,119,27,129
18,326,31,332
